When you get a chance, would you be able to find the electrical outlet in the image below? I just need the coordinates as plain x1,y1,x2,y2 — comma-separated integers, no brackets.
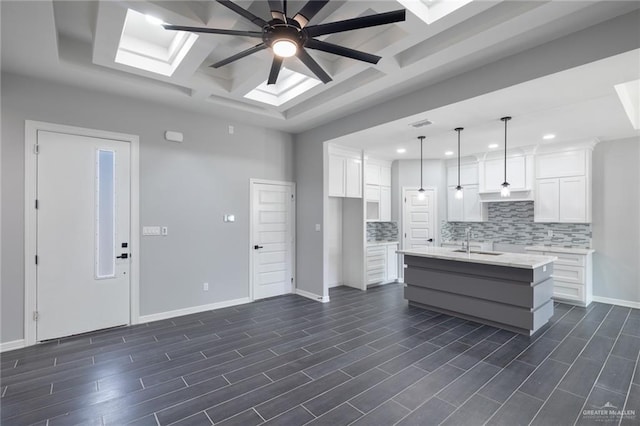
203,282,209,291
547,230,553,237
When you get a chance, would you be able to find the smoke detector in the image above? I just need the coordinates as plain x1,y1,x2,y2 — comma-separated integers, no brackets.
410,119,433,128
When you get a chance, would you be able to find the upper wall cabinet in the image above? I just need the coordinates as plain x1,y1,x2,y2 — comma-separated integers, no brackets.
365,161,391,187
534,145,593,223
481,156,528,191
328,145,362,198
364,158,392,221
446,161,487,222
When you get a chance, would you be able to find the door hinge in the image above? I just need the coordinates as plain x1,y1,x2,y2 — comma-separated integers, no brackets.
291,277,293,283
35,199,39,209
34,144,40,154
33,311,39,321
35,255,38,265
404,197,407,203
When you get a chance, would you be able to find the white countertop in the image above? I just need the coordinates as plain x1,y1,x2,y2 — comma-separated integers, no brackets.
397,247,557,269
525,245,595,255
367,240,399,246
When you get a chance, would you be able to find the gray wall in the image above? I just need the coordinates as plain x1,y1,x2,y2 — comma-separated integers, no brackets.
1,73,293,343
592,138,640,304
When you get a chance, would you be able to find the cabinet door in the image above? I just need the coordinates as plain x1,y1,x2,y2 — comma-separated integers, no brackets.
508,156,526,189
535,178,559,222
460,164,479,185
483,159,503,192
463,185,485,222
365,164,380,185
447,187,464,221
386,244,398,281
380,166,391,187
345,158,362,198
560,176,586,222
365,184,380,201
329,154,346,197
380,186,391,221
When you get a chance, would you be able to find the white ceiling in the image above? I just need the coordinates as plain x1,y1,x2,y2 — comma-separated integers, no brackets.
1,0,639,141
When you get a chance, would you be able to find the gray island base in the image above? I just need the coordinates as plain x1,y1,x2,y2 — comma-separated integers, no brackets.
401,250,556,336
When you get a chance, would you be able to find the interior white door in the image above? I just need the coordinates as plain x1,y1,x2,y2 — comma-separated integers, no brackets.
251,182,294,300
402,188,436,249
37,131,130,341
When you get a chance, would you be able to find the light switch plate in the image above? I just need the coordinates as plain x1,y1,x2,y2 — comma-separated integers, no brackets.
143,226,161,236
224,214,235,222
315,224,321,232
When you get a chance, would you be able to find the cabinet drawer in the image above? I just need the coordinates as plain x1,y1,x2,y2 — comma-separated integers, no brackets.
367,270,385,284
367,246,386,255
548,252,585,267
553,281,584,302
553,265,584,284
367,258,385,269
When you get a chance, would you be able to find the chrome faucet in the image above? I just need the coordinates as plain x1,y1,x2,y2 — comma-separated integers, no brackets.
464,227,471,254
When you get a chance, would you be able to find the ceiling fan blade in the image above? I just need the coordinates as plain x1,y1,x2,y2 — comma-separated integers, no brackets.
296,48,332,83
267,0,286,21
216,0,268,28
305,39,381,64
305,9,406,37
210,43,267,68
268,56,284,85
163,24,262,38
293,0,329,28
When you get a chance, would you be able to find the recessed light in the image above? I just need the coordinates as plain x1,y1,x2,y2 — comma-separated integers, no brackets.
145,15,164,26
396,148,407,153
543,134,556,140
488,143,499,149
445,151,454,156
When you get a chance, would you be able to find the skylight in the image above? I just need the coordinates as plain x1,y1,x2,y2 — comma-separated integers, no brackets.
396,0,472,24
115,9,198,76
244,68,321,107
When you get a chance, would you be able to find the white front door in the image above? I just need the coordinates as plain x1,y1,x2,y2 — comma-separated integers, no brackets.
402,188,437,249
36,131,131,341
251,181,295,300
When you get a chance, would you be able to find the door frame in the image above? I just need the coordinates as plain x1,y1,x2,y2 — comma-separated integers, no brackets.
401,186,439,249
24,120,140,346
249,179,296,302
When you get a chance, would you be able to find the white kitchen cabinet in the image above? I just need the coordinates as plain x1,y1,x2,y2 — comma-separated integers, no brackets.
365,184,380,201
534,146,592,223
525,247,593,307
366,243,398,285
447,185,486,222
328,154,346,197
386,244,398,281
345,158,362,198
365,164,381,185
380,166,391,187
483,157,527,191
447,164,479,186
380,186,391,221
535,178,560,222
328,146,362,198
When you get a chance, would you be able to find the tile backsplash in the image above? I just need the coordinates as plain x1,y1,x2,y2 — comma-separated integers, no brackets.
367,222,398,242
441,201,592,248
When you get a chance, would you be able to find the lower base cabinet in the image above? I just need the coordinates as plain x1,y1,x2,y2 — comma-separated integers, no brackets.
525,246,593,307
366,243,398,286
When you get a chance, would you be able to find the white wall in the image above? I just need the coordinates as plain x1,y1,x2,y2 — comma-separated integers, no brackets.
1,73,294,344
326,197,343,288
592,137,640,304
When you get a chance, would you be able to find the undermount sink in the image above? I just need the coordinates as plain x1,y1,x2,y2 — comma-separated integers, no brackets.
452,249,503,256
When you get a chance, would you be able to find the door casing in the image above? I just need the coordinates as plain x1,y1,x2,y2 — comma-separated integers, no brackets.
24,120,140,346
249,179,296,301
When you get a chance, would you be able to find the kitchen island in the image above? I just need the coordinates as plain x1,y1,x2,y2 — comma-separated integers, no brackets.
398,247,557,336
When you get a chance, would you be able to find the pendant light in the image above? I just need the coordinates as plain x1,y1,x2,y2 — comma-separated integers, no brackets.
500,116,512,197
454,127,464,199
417,136,426,200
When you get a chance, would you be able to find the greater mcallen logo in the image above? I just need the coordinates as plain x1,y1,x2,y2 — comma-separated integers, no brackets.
582,402,636,421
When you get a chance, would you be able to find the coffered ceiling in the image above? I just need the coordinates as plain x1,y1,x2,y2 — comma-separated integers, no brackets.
1,1,639,140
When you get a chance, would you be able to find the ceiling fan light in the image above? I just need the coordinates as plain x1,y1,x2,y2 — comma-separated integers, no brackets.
272,39,297,57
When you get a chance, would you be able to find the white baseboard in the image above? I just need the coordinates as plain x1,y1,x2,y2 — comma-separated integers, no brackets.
296,288,330,303
0,339,25,353
592,296,640,309
139,297,252,323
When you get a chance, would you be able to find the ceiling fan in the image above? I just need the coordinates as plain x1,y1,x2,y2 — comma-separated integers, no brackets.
163,0,406,84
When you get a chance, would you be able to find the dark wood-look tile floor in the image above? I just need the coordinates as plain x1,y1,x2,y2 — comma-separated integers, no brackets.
1,284,639,425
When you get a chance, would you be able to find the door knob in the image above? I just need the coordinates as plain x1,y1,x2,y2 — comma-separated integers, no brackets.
116,253,129,259
254,245,264,250
427,238,433,242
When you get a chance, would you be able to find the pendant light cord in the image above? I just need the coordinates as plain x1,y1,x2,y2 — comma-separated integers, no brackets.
501,117,511,182
455,128,463,187
418,136,425,190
